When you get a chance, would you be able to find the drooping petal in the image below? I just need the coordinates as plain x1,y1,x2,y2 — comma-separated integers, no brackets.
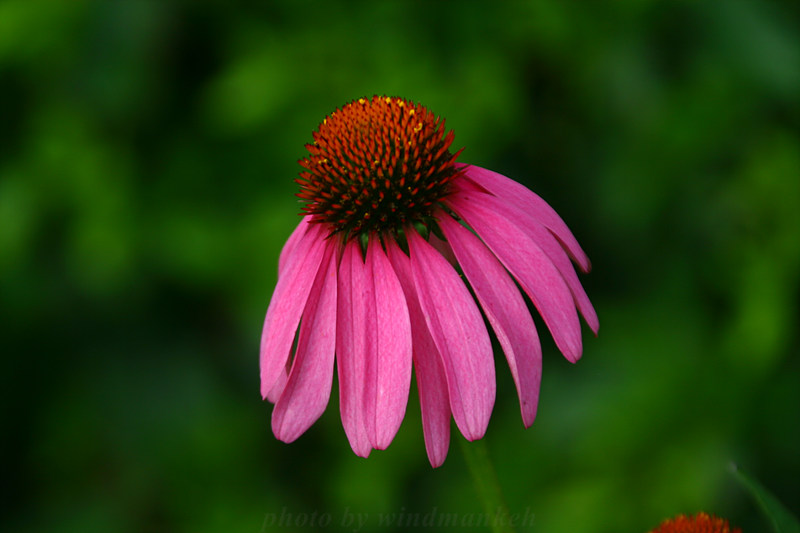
447,191,584,362
336,240,371,457
460,164,592,273
363,239,413,449
407,229,495,441
265,362,289,404
453,185,599,335
260,222,328,398
271,240,338,442
439,215,542,427
267,216,315,403
520,218,598,334
428,232,458,266
278,216,312,276
386,239,451,467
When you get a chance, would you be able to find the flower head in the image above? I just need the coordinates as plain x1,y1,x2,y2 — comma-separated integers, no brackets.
649,512,741,533
260,95,598,466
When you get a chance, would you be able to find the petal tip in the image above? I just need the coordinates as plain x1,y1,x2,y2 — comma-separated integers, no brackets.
565,351,583,364
428,455,447,468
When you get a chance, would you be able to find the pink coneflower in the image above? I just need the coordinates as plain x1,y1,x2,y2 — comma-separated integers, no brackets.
260,95,598,466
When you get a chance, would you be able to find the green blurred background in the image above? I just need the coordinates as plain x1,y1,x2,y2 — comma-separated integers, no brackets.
2,1,798,532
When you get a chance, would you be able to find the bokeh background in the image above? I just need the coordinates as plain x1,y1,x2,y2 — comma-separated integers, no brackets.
2,1,799,532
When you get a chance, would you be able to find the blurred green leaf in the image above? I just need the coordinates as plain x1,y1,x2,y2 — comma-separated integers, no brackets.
731,464,800,533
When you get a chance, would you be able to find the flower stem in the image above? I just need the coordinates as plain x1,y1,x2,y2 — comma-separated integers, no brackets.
459,438,517,533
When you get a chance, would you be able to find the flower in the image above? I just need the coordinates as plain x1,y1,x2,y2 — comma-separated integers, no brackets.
260,95,597,466
648,512,741,533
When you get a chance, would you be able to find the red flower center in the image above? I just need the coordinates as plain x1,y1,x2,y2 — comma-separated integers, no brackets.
296,96,463,238
649,512,741,533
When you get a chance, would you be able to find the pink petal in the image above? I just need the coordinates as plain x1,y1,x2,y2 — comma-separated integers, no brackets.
271,240,338,442
476,185,596,333
446,191,584,362
260,222,328,398
524,221,598,334
439,215,542,427
407,229,495,441
363,239,413,449
265,362,289,403
454,184,599,335
459,164,592,273
278,217,312,276
336,241,371,457
386,239,451,467
429,232,458,266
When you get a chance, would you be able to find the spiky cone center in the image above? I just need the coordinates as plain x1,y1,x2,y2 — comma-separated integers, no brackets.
649,513,741,533
297,96,463,240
